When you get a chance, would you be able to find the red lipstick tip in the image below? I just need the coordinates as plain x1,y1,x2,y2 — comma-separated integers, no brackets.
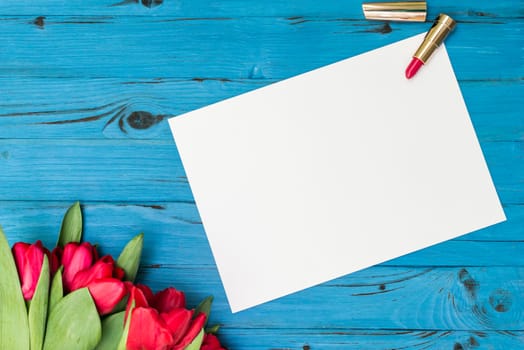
405,57,424,79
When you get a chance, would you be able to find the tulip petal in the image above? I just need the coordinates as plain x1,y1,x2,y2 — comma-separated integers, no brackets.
125,285,148,322
13,241,46,300
62,242,94,291
70,256,115,291
136,283,154,304
12,242,30,276
130,285,150,307
60,242,77,269
114,266,125,280
49,246,63,276
173,312,206,350
127,307,174,350
160,308,193,345
87,278,127,315
57,201,83,248
201,333,226,350
21,241,45,300
153,287,186,313
0,228,30,350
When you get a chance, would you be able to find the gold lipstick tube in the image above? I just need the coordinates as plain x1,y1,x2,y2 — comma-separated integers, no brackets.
362,1,427,22
414,14,456,63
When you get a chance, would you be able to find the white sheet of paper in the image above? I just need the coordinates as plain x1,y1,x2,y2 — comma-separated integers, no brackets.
169,34,506,313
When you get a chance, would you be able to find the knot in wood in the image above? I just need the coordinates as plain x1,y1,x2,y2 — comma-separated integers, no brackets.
141,0,163,7
127,111,164,130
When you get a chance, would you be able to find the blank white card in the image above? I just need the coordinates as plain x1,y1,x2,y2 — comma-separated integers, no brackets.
169,34,506,312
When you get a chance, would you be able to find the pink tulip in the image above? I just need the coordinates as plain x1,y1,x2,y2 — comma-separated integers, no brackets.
126,286,207,350
61,242,126,315
12,240,47,300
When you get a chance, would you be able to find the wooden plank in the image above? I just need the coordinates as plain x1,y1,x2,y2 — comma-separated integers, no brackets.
0,202,522,268
0,201,522,243
0,18,521,80
458,204,524,242
137,266,524,331
1,78,522,142
215,329,523,349
0,0,519,19
0,140,522,203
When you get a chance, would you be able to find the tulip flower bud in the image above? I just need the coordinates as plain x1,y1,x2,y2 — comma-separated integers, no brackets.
60,242,127,315
12,240,46,300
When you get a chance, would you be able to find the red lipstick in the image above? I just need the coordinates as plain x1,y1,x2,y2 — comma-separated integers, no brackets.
405,57,423,79
405,14,456,79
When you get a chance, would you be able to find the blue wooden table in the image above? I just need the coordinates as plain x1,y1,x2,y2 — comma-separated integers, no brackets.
1,1,522,348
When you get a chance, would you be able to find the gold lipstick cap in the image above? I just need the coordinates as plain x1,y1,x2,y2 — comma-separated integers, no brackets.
362,1,427,22
414,14,456,63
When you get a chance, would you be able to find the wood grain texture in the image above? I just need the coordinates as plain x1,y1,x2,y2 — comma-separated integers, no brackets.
0,140,522,204
208,330,524,350
1,0,522,348
0,0,520,18
137,266,524,330
1,202,523,267
0,17,521,80
1,202,522,243
0,79,522,141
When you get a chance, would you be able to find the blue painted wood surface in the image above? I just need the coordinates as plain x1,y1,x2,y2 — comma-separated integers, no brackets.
0,0,522,348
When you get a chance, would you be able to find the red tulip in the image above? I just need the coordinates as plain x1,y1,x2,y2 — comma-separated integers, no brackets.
152,287,186,313
126,286,207,350
87,278,127,315
201,333,227,350
49,246,62,275
134,283,154,305
12,240,47,300
61,242,97,291
128,307,175,350
60,242,126,315
171,312,206,350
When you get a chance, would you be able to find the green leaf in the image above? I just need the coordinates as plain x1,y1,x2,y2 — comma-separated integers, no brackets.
183,328,204,350
43,288,101,350
48,267,63,313
0,226,30,350
206,324,220,334
116,233,144,282
195,295,214,325
116,300,134,350
57,202,83,247
28,255,50,350
109,292,129,314
94,311,125,350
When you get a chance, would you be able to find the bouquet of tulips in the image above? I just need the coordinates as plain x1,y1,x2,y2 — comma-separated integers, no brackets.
0,202,226,350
